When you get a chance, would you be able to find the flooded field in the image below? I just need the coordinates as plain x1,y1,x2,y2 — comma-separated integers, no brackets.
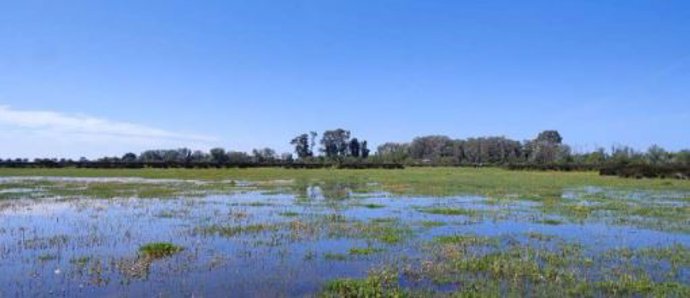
1,170,689,297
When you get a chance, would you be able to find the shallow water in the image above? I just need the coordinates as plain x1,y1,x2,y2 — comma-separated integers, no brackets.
0,178,688,296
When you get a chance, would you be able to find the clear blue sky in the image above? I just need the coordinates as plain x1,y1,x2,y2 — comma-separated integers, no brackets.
1,0,689,158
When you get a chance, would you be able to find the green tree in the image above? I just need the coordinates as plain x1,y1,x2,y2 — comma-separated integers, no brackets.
349,138,361,157
321,129,351,158
290,133,312,159
209,148,228,164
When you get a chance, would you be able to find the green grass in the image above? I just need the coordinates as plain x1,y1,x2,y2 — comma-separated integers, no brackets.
417,207,478,216
196,223,279,237
349,247,384,255
2,167,688,198
138,242,183,259
321,269,404,297
358,203,386,209
536,218,564,225
419,220,446,228
434,234,499,246
324,253,348,261
278,211,300,217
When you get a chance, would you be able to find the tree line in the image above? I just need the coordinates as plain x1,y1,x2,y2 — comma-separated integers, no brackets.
0,129,688,176
0,129,379,169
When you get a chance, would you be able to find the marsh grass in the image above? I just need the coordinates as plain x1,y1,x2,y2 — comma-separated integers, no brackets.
322,269,404,297
358,203,386,209
1,168,689,296
3,168,689,198
349,247,384,255
138,242,183,259
433,234,499,247
419,220,446,228
278,211,300,217
417,207,478,216
535,218,564,225
324,253,348,261
196,223,280,237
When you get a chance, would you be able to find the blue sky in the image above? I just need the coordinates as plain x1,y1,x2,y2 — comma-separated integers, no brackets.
1,1,689,158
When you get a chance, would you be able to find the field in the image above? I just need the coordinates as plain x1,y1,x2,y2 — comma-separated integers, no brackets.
1,168,689,296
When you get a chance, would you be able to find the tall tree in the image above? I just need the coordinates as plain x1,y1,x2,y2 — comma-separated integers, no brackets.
209,148,228,164
320,129,351,158
349,138,361,157
646,145,669,165
121,152,137,162
377,142,409,163
530,130,565,164
252,148,277,163
290,133,312,159
361,140,370,158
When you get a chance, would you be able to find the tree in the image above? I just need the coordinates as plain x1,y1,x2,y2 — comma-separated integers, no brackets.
673,150,690,166
121,152,137,163
535,130,563,144
321,129,351,158
139,150,163,162
209,148,228,164
377,142,409,163
190,150,209,162
530,130,564,164
252,148,277,163
646,145,668,165
226,151,250,164
290,133,312,159
310,131,318,155
361,140,370,158
409,135,454,162
349,138,361,157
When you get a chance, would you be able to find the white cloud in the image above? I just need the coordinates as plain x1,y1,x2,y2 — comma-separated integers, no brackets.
0,105,219,158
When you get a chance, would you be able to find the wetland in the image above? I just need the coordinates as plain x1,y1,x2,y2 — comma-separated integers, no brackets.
0,168,688,297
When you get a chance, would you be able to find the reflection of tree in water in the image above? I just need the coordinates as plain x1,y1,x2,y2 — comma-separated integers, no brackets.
292,180,370,201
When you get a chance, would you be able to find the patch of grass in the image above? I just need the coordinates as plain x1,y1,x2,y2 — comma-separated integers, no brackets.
371,217,397,223
138,242,183,259
349,247,384,255
418,207,477,216
197,223,279,237
322,269,404,297
359,203,386,209
536,218,564,225
638,244,690,267
70,256,91,265
434,234,498,246
328,219,412,245
419,220,446,228
324,253,348,261
525,232,557,241
278,211,300,217
38,253,57,261
244,201,274,207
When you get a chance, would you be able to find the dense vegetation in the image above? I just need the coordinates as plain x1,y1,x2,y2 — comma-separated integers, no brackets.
1,129,688,178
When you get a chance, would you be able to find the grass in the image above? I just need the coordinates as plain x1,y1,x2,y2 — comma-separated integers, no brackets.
196,223,279,237
349,247,384,255
434,234,499,246
324,253,348,261
321,269,404,297
419,220,446,228
2,167,689,198
358,203,386,209
138,242,183,259
535,218,564,225
278,211,300,217
2,167,689,295
417,207,478,216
